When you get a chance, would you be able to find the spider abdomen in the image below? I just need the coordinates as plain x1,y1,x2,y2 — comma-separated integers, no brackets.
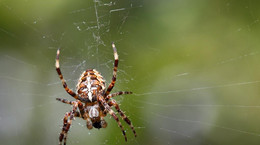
76,69,105,102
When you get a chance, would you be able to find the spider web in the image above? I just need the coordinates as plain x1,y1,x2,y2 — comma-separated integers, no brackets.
1,0,260,145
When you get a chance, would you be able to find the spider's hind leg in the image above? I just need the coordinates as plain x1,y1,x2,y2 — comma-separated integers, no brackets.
104,43,119,96
56,49,81,101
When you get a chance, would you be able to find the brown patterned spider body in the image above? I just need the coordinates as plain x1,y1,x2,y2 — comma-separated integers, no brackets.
55,43,136,145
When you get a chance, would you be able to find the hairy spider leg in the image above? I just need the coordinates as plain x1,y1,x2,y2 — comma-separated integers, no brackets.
76,103,94,130
59,112,70,145
56,49,81,101
56,98,94,131
56,99,85,119
56,98,73,105
108,99,137,137
104,42,119,97
59,111,81,145
105,91,133,101
59,102,80,145
99,96,128,141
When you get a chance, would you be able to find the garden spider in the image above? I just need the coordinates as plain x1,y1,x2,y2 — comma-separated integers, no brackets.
55,43,136,145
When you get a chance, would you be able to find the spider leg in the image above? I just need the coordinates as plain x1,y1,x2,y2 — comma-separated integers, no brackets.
100,117,108,128
56,98,85,120
86,118,93,129
59,101,79,145
108,99,137,137
59,112,69,145
56,99,89,130
104,42,119,96
99,96,127,141
77,101,85,119
105,91,132,101
56,49,81,101
56,99,91,129
56,98,73,105
59,112,73,145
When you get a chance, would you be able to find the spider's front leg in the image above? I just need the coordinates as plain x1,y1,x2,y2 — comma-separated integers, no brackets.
58,101,80,145
99,96,128,141
59,111,71,145
108,99,137,137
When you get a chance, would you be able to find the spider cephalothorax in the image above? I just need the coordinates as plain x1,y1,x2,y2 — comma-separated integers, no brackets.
55,43,136,145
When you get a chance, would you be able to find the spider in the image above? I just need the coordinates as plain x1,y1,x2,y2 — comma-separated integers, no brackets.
55,43,136,145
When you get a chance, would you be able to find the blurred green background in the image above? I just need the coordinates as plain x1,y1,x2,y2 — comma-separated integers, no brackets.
1,0,260,145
